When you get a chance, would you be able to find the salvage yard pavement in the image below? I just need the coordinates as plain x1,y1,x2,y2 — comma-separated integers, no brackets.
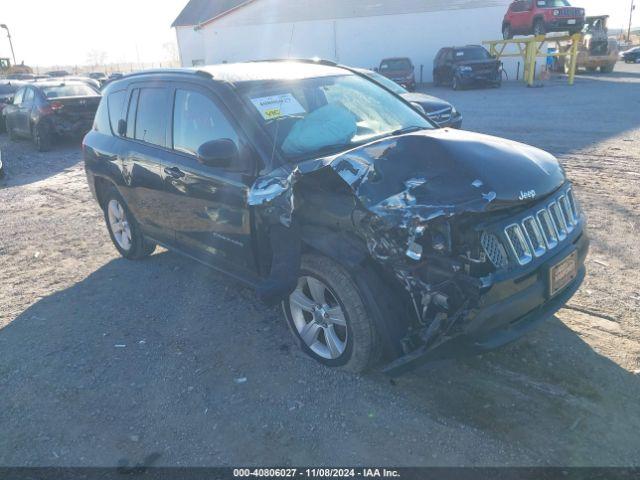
0,63,639,467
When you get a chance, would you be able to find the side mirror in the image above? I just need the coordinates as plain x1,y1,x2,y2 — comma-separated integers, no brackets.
197,138,238,168
117,119,127,136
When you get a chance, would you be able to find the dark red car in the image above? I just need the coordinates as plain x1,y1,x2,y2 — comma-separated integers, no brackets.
377,57,416,91
502,0,585,39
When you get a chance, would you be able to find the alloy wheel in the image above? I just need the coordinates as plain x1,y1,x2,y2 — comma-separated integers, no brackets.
289,276,348,360
107,199,132,251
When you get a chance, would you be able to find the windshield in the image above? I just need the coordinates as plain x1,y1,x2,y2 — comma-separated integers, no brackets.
454,47,491,61
359,70,407,95
380,59,412,71
241,74,431,161
41,84,99,98
537,0,570,7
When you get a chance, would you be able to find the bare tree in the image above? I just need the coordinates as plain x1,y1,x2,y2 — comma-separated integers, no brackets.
86,49,108,67
163,42,179,64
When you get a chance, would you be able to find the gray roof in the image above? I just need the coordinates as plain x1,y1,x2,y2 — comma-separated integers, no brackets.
173,0,512,28
198,61,349,83
171,0,252,27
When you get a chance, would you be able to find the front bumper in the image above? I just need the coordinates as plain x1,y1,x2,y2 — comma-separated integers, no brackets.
547,19,584,31
383,219,589,376
458,71,501,86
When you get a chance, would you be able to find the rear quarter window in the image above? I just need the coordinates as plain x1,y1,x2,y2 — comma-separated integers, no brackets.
93,97,110,133
107,90,127,134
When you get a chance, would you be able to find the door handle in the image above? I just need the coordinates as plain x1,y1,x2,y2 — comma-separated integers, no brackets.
164,166,185,179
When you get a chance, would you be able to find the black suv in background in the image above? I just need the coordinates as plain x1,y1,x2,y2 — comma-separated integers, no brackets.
433,45,502,90
352,67,462,129
3,80,100,151
83,61,588,374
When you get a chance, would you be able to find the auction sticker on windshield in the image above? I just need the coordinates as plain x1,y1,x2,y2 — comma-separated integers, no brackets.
251,93,305,120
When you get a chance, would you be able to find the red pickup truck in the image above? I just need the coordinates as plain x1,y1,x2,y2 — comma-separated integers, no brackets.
502,0,585,39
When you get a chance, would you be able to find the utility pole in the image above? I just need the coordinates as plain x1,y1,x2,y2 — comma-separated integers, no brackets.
0,24,17,65
629,0,636,43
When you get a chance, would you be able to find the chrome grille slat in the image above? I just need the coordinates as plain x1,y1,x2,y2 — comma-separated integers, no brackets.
505,224,533,265
522,216,546,257
549,201,568,241
559,195,575,232
537,209,559,250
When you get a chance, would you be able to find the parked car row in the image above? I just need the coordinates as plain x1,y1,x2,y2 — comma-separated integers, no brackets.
1,79,101,150
82,60,588,374
375,44,502,93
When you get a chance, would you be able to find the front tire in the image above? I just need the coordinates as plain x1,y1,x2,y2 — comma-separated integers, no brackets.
533,19,546,36
103,186,156,260
283,254,380,373
600,64,614,73
452,75,463,91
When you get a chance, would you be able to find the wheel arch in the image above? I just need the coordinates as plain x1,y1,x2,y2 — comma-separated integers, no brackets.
93,175,117,210
299,226,412,360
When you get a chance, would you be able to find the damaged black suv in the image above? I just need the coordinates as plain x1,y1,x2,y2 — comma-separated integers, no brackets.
83,60,588,375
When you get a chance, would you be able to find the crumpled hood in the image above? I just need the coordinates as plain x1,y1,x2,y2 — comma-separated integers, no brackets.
340,128,565,212
249,128,566,231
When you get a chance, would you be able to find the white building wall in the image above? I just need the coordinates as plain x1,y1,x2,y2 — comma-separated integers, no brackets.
176,26,207,67
181,1,524,82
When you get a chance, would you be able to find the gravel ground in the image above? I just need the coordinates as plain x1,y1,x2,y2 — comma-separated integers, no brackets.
0,63,639,467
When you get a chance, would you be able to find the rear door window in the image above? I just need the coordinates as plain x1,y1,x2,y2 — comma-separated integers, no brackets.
134,88,169,147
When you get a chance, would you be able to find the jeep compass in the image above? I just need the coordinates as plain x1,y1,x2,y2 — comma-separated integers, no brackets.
83,61,588,374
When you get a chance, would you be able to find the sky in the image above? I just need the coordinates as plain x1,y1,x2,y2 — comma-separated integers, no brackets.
0,0,187,67
0,0,637,68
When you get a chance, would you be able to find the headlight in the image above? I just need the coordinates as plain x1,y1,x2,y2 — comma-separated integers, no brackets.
451,106,458,116
553,9,559,15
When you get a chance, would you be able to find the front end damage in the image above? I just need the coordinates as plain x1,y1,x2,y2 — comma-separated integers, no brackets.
249,129,587,374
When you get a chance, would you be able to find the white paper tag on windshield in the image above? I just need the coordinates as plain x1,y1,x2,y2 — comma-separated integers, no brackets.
251,93,305,120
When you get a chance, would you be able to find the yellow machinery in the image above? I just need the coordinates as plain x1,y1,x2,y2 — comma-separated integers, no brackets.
483,33,582,87
0,57,33,77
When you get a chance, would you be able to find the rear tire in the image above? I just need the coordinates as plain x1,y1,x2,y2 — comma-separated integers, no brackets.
7,120,18,141
600,64,615,73
102,185,156,260
33,122,52,152
282,254,380,373
502,24,513,40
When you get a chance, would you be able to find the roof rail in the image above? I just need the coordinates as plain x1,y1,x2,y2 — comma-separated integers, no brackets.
116,68,210,80
249,58,338,67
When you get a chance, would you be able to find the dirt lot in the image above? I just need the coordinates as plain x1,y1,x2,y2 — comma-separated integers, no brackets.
1,63,639,467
